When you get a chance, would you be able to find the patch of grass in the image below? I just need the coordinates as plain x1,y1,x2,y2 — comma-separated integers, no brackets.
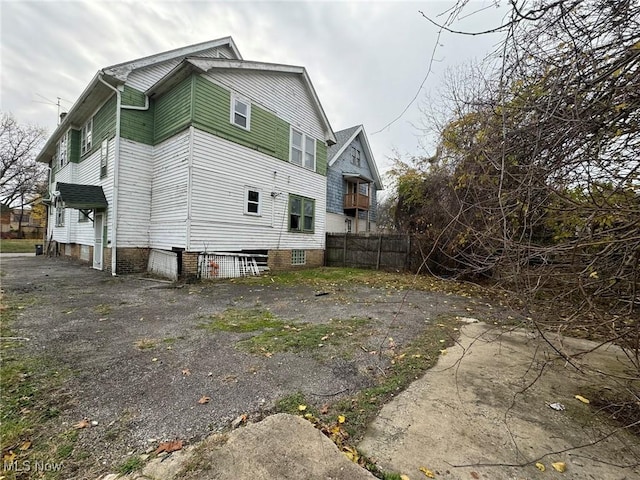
323,315,461,442
116,455,144,475
275,392,317,416
93,304,112,315
0,238,41,253
239,317,370,354
232,267,489,298
0,297,77,479
199,308,284,332
134,338,158,350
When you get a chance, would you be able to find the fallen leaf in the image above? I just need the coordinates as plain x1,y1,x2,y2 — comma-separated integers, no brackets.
575,395,590,404
552,462,566,472
3,451,16,463
470,472,480,479
320,404,329,414
198,396,210,404
419,467,435,478
151,357,158,362
74,419,90,429
535,462,546,472
19,441,31,451
321,335,329,341
338,415,346,424
411,354,422,358
181,369,191,376
400,475,411,480
298,404,307,411
440,349,448,355
154,439,183,455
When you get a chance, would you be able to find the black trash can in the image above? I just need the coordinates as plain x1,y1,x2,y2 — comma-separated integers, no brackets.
35,244,43,256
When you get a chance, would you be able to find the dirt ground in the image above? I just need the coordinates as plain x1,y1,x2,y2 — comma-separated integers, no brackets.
2,256,638,480
1,256,481,478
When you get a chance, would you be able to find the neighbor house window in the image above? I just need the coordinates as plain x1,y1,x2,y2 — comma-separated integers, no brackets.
290,128,315,171
78,210,90,223
289,194,315,233
81,117,93,155
231,95,251,130
244,187,261,216
100,139,108,177
57,132,68,168
291,250,306,265
351,147,361,167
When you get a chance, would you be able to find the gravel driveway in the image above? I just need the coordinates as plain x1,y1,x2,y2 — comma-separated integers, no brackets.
1,256,483,477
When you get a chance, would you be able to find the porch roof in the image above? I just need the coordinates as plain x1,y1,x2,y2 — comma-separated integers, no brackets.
55,182,108,209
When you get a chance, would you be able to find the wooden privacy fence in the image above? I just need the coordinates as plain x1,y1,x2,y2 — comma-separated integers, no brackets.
325,233,418,271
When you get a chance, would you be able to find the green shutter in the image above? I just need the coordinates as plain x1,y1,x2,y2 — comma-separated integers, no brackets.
69,129,80,163
315,140,327,176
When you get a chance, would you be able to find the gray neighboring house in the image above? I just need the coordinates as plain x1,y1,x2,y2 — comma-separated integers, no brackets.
326,125,382,233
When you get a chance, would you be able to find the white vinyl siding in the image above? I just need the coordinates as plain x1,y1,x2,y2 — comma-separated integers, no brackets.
149,131,189,249
118,139,153,247
189,128,326,251
204,70,325,141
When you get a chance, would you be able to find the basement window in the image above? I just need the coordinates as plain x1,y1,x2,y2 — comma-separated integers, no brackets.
291,250,306,265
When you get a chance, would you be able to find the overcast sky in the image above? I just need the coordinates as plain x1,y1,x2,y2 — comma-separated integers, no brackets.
1,0,506,184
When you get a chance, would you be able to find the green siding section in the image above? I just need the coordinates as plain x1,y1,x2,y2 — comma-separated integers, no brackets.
121,85,146,106
91,96,116,154
153,76,193,144
69,129,80,163
192,75,290,161
316,141,327,176
121,86,154,144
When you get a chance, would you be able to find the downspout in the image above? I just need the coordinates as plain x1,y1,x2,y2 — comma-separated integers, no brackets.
98,73,151,275
98,74,122,276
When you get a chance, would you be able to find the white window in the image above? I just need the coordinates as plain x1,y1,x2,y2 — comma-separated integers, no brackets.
351,147,361,167
244,187,261,216
81,117,93,155
55,205,65,227
291,250,306,265
290,128,315,171
231,95,251,130
57,132,68,168
100,139,108,177
78,210,90,223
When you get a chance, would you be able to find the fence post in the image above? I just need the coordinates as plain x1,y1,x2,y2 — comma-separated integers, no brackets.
343,234,347,267
376,234,382,270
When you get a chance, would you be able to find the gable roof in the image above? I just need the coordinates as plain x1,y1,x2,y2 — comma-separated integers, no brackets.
36,37,242,164
103,37,242,82
148,57,336,146
327,125,382,189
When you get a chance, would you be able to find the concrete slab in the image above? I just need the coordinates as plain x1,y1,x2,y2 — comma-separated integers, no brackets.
358,322,640,480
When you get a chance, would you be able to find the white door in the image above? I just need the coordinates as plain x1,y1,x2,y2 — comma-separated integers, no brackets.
93,213,104,270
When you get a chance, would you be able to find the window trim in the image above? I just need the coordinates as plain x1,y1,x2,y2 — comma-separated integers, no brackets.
288,194,315,233
244,187,261,216
100,139,108,178
230,94,251,131
55,204,65,227
57,131,68,169
81,117,93,156
289,128,316,171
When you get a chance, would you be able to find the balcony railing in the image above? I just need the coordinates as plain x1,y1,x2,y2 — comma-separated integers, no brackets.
344,193,370,210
